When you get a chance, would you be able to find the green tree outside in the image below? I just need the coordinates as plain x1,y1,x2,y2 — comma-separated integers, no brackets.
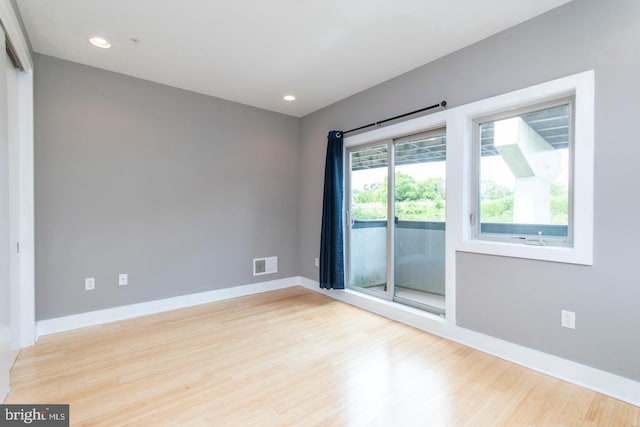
353,172,446,221
352,173,568,224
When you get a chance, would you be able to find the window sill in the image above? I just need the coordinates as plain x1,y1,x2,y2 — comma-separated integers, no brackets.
458,238,592,265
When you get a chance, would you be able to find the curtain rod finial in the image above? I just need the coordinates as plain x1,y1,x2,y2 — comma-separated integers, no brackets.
441,100,447,107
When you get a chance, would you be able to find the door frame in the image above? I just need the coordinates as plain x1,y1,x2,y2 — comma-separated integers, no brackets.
1,0,36,348
346,128,447,314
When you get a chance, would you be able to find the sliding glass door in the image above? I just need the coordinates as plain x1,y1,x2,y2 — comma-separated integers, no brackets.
347,129,446,315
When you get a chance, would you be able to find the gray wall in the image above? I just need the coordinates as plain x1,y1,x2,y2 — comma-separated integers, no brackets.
35,54,300,320
298,0,640,380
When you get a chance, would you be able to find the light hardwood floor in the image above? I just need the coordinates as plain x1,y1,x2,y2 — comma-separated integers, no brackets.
6,287,640,426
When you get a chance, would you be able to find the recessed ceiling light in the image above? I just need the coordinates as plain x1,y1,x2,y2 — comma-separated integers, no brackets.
89,36,112,49
283,95,296,101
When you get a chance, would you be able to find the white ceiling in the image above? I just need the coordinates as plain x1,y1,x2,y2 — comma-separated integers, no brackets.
17,0,572,117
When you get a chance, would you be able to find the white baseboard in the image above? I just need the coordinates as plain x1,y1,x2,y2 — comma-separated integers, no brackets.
37,277,297,337
298,276,640,407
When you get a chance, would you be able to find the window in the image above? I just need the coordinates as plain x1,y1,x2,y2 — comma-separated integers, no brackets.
473,99,573,246
459,70,593,265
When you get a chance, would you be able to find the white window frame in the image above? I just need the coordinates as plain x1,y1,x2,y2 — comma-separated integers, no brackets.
459,71,594,265
471,96,575,247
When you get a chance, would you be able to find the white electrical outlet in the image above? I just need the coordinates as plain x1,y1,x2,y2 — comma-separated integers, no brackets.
85,277,95,291
314,258,319,267
119,273,128,286
561,310,576,329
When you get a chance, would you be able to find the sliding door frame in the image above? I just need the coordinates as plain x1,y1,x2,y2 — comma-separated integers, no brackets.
346,127,448,314
345,139,396,302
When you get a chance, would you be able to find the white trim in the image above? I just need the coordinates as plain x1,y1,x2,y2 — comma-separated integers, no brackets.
37,277,297,337
0,0,33,71
17,70,34,347
0,0,35,347
459,71,594,265
298,276,640,407
6,50,20,378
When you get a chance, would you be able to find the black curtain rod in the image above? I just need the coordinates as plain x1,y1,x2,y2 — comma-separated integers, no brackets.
343,100,447,136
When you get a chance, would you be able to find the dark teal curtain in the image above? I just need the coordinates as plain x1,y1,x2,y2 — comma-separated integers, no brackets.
320,131,345,289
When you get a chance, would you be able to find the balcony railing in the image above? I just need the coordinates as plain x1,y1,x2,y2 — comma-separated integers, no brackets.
349,220,445,296
349,219,568,299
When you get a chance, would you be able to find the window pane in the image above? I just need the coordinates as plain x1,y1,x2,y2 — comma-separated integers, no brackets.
394,130,446,222
478,104,570,238
349,145,387,292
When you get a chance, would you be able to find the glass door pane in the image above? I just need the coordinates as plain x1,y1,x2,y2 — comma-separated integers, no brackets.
348,144,388,297
393,130,446,314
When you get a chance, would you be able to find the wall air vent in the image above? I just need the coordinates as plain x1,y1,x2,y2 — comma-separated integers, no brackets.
253,256,277,276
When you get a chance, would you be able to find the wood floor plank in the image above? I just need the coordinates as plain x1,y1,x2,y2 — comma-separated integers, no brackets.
6,287,639,426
